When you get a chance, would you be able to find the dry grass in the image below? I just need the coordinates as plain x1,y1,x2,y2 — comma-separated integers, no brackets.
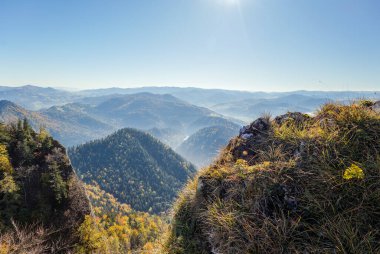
163,101,380,253
0,220,75,254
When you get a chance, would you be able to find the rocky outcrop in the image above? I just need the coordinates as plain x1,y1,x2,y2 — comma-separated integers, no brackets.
0,121,91,253
274,112,311,126
165,102,380,254
371,100,380,113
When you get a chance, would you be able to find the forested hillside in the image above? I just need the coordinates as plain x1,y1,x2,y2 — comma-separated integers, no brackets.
0,119,169,253
68,128,196,213
76,182,166,253
0,120,91,253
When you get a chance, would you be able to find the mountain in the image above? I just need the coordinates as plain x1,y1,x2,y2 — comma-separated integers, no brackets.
0,94,240,155
77,87,379,123
211,94,332,122
74,93,241,149
0,119,164,253
0,120,91,253
78,86,271,108
176,124,240,168
81,93,228,131
2,85,379,112
164,101,380,253
212,92,380,122
0,85,79,110
79,86,380,108
68,128,196,213
0,100,53,126
39,103,114,145
0,100,114,147
2,84,379,122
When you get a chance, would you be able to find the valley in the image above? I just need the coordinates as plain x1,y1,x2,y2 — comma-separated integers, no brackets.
1,85,378,168
2,1,379,252
0,86,379,253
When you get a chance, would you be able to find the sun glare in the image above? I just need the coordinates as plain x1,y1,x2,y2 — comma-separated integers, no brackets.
216,0,240,6
227,0,239,4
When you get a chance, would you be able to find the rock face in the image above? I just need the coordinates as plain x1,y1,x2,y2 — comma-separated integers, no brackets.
239,117,270,139
165,102,380,254
0,121,91,252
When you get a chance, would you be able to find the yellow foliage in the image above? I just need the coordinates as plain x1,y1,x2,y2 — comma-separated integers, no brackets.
235,159,249,168
0,173,19,194
0,145,7,156
343,164,365,180
142,241,155,251
0,243,10,254
80,183,166,253
0,145,13,174
37,128,50,140
76,215,109,253
262,161,271,167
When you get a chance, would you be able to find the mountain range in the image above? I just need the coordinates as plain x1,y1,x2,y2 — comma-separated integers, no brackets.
0,92,237,145
0,100,112,146
1,85,378,112
1,85,379,167
1,85,380,253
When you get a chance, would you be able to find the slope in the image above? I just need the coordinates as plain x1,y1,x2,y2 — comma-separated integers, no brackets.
84,93,227,131
164,100,380,253
68,128,196,213
176,124,240,168
0,100,114,147
0,85,79,110
76,182,166,253
0,120,91,253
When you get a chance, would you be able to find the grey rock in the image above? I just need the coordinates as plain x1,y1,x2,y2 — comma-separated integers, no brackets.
275,112,310,126
371,101,380,113
239,117,270,138
241,133,253,139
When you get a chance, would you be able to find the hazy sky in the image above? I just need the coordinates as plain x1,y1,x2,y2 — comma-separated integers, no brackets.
0,0,379,91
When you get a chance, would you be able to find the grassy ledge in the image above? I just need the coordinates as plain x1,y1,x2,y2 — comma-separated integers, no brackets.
163,101,380,254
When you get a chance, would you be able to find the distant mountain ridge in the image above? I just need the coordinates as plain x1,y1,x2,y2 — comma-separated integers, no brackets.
1,85,378,111
1,85,379,165
0,92,238,150
0,100,113,147
0,85,80,110
85,92,222,131
211,94,335,121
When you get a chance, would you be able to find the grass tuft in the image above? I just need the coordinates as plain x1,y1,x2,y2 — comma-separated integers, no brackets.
163,101,380,253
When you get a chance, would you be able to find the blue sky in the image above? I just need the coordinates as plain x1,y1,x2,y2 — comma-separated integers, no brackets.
0,0,379,91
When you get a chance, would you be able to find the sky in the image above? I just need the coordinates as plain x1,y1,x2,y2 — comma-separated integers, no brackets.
0,0,379,91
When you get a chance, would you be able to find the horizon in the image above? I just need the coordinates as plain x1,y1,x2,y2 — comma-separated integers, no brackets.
1,84,380,93
1,0,379,91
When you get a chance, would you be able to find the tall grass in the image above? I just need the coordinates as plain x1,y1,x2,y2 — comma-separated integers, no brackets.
163,101,380,253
